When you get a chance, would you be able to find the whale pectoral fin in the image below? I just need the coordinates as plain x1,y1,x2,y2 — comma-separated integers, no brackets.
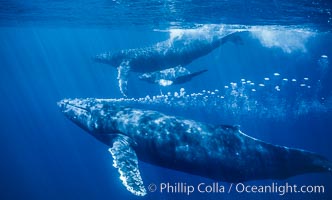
117,61,130,97
108,137,146,196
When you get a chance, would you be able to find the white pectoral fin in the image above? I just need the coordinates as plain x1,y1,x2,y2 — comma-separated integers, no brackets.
108,137,146,196
117,61,130,97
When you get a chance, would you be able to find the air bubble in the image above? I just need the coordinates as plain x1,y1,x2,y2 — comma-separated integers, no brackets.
318,54,329,78
180,88,185,96
100,74,328,122
230,82,237,89
275,86,280,91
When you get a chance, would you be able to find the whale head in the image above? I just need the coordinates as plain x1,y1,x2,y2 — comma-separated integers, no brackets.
57,99,120,134
93,51,126,67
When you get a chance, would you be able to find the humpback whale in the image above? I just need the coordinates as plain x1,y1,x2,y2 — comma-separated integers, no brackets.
94,31,243,95
138,65,208,86
58,98,332,196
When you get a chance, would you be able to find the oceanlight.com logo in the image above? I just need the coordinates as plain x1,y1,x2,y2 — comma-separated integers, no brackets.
147,182,325,196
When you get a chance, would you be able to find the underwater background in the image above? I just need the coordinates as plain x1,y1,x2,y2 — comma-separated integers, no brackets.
0,0,332,199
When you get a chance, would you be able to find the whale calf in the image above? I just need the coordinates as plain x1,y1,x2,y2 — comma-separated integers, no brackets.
138,65,208,86
94,31,243,95
58,98,332,196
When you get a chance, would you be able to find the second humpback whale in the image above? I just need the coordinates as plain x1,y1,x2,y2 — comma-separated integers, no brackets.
58,98,331,196
94,30,243,95
138,65,208,86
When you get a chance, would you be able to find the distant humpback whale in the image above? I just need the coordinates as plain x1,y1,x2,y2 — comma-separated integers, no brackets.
58,98,332,196
94,31,243,95
138,65,208,86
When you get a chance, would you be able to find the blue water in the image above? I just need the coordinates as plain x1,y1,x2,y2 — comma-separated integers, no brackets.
0,1,332,200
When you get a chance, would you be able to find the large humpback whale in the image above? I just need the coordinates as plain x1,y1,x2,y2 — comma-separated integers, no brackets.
58,98,332,196
94,31,243,95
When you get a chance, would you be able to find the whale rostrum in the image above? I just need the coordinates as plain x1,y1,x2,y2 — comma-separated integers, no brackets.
58,98,332,196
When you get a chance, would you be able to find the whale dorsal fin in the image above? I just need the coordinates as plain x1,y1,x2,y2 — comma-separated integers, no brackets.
108,135,146,196
117,61,130,97
220,32,244,45
220,124,240,131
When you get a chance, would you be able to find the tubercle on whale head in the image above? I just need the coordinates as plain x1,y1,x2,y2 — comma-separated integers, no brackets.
57,98,119,134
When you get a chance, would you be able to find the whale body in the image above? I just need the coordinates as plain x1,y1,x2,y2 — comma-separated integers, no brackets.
58,98,332,196
138,65,208,86
94,31,243,95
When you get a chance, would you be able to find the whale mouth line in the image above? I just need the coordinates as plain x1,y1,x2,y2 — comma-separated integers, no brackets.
57,100,90,113
67,104,90,114
67,104,88,111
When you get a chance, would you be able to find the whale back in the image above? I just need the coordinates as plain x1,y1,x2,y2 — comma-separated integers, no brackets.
113,108,332,182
